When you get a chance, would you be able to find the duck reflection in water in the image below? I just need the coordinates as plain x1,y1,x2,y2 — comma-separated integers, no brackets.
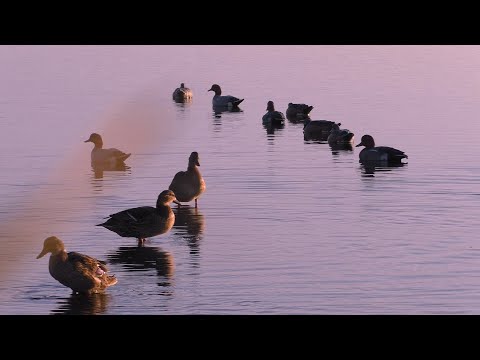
173,206,205,257
329,142,354,157
263,122,285,135
52,292,111,315
212,104,243,116
361,162,407,177
107,245,174,279
91,161,131,180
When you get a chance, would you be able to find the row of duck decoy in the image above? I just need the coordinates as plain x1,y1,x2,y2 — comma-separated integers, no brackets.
175,82,408,165
36,82,407,297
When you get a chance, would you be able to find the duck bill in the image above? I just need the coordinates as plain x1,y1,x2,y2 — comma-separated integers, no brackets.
173,200,181,205
36,248,48,259
84,139,92,143
355,142,364,147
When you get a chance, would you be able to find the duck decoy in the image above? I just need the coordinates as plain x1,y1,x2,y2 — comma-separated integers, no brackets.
172,83,193,102
355,134,408,164
169,151,206,208
327,122,355,145
208,84,244,109
286,103,314,121
96,190,180,246
262,101,286,126
36,236,118,294
84,133,131,165
303,118,338,141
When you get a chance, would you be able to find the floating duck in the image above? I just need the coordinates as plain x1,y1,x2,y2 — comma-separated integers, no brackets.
286,103,314,120
208,84,244,109
169,151,206,208
303,119,338,141
327,122,355,145
262,101,286,126
36,236,117,294
355,134,408,164
96,190,180,246
84,133,131,166
172,83,193,102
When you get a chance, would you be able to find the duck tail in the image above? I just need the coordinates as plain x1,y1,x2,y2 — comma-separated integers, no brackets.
233,99,244,107
106,274,118,287
118,153,131,162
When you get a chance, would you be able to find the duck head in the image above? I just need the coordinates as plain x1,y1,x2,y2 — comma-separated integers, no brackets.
84,133,103,148
157,190,181,207
189,151,200,166
356,134,375,149
208,84,222,95
37,236,65,258
266,101,275,112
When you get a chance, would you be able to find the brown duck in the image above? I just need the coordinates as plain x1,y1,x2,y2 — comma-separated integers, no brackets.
36,236,118,294
169,152,206,208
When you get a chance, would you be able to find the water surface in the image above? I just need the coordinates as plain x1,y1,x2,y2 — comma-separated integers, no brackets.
0,45,479,314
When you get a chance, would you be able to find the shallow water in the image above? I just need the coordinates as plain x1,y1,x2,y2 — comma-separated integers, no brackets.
1,45,479,314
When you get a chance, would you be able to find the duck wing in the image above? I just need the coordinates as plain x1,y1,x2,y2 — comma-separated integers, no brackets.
105,147,131,162
375,146,408,160
68,251,108,273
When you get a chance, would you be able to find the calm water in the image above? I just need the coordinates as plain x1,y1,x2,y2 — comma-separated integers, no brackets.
0,45,479,314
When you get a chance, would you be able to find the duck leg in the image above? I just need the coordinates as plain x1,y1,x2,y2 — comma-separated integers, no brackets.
195,199,198,208
137,238,145,247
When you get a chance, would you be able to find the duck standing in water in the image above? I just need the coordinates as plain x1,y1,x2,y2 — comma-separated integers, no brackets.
36,236,118,294
169,151,206,208
262,101,286,126
172,83,193,102
355,134,408,164
97,190,180,246
208,84,244,109
84,133,131,166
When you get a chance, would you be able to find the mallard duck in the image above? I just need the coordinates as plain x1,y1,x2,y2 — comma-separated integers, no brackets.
355,134,408,164
36,236,117,294
327,122,355,145
286,103,314,120
208,84,244,108
262,101,286,126
97,190,180,246
84,133,131,165
172,83,193,102
303,119,338,141
169,151,206,208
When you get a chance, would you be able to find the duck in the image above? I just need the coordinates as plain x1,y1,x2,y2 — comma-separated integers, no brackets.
84,133,131,166
355,134,408,164
286,103,314,120
96,190,180,246
36,236,118,294
208,84,244,109
172,83,193,102
169,151,206,208
327,122,355,145
303,118,338,141
262,101,286,126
